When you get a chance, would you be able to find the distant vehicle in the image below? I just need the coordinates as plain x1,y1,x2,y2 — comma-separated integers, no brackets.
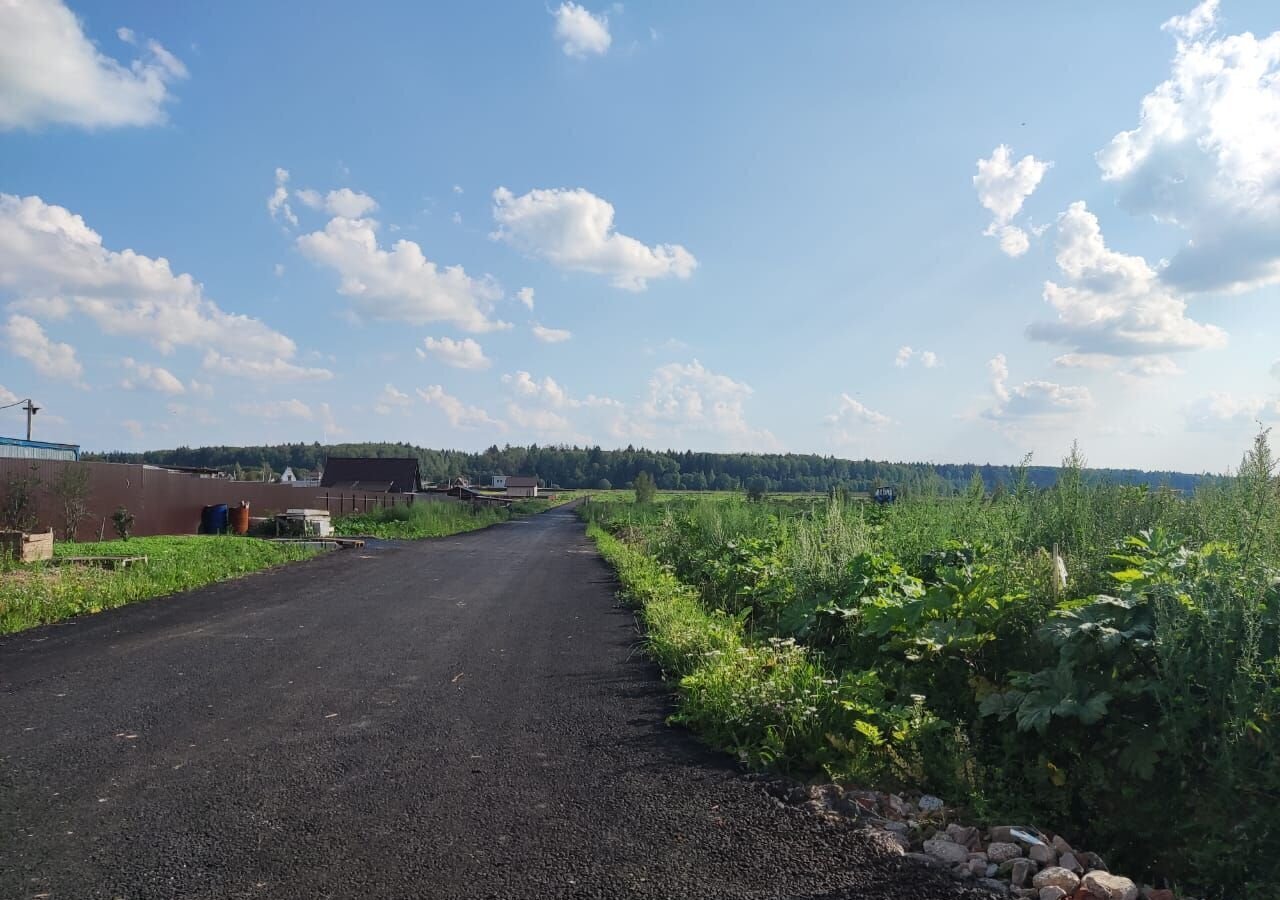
873,485,897,504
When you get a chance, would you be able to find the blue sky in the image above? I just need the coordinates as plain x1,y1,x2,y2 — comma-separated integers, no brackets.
3,0,1280,473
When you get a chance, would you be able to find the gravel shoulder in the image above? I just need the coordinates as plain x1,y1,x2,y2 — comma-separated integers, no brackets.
0,505,992,899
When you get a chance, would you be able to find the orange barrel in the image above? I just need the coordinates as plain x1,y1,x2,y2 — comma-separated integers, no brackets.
229,501,251,535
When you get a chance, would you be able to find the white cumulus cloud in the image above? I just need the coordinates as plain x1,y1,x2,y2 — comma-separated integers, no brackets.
553,2,611,58
417,385,503,430
373,383,412,415
295,187,379,219
0,0,187,131
895,346,942,368
502,370,618,412
0,194,316,379
1097,0,1280,293
4,314,82,382
121,357,184,394
200,351,333,382
1185,390,1280,431
825,393,891,429
974,145,1051,257
1027,202,1227,360
532,322,572,343
983,353,1093,423
516,287,536,310
267,168,298,227
506,402,573,434
416,336,491,370
492,186,696,291
616,360,775,449
298,210,507,332
503,371,571,407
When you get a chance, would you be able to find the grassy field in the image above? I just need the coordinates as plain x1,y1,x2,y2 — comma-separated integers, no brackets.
582,435,1280,898
0,536,320,635
333,493,578,539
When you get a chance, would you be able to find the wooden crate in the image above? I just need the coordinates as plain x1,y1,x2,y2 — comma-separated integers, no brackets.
0,530,54,563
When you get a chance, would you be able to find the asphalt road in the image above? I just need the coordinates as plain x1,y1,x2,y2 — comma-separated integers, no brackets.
0,505,992,899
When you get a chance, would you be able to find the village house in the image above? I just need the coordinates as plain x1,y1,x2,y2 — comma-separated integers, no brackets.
280,466,322,487
504,476,539,498
321,457,423,493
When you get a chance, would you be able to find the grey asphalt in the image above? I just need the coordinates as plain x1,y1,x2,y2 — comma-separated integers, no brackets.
0,505,992,899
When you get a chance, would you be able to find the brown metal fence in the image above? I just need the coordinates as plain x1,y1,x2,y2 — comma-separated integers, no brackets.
0,458,439,541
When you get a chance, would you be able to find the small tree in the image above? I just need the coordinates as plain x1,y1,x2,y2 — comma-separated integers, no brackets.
1237,427,1279,568
0,468,41,532
595,478,612,490
52,463,92,541
966,470,986,502
745,475,769,502
633,471,657,504
111,506,135,541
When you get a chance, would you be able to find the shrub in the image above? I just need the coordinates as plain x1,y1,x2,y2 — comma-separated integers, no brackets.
0,468,40,532
633,471,657,504
52,464,92,541
111,506,135,541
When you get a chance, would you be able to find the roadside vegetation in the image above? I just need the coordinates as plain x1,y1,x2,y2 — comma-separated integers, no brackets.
0,536,319,635
582,435,1280,898
333,494,575,539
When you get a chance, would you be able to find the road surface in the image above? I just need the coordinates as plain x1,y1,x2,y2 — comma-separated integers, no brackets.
1,505,990,899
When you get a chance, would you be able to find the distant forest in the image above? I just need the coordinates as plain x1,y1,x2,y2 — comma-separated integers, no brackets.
87,442,1221,494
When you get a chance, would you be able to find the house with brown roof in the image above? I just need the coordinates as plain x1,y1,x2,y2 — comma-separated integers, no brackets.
321,457,423,493
504,475,539,498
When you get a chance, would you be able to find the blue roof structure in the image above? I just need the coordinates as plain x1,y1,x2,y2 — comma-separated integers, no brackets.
0,436,81,461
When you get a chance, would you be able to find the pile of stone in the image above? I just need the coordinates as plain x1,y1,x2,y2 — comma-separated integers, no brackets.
756,778,1184,900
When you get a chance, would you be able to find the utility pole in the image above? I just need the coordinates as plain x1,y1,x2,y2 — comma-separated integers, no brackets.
22,399,39,441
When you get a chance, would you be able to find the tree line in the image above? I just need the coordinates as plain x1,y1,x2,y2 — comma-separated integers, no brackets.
87,441,1218,495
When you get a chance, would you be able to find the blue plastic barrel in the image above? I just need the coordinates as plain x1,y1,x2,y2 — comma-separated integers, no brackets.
201,503,229,535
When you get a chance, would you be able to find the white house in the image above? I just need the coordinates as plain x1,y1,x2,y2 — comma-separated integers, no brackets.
491,474,508,489
280,466,321,487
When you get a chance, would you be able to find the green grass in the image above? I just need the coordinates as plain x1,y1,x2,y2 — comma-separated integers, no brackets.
0,535,320,634
332,494,575,539
334,501,509,539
